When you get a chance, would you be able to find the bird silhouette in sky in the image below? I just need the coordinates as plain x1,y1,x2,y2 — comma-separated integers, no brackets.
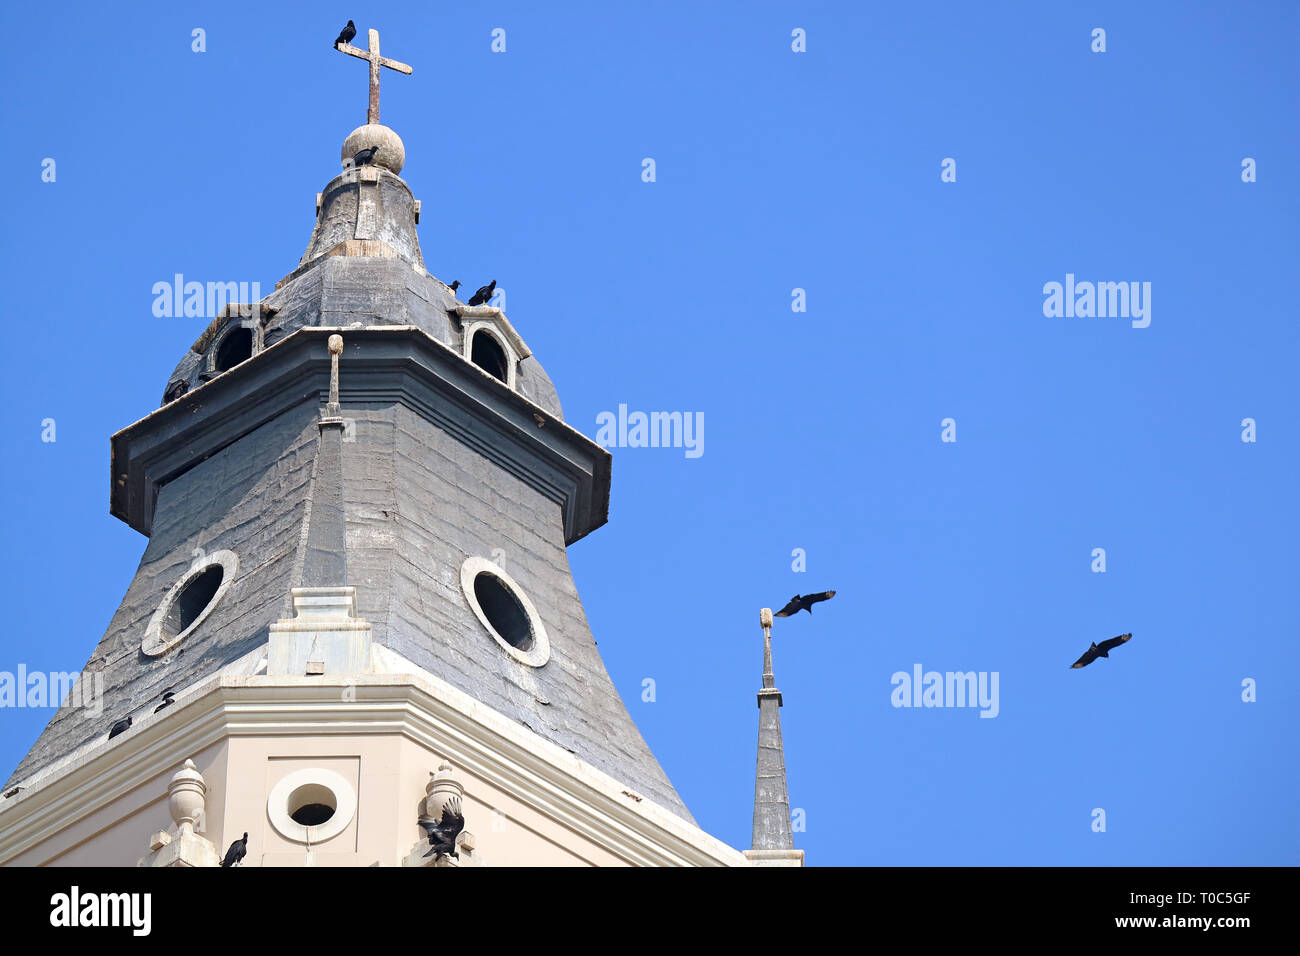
1070,632,1133,669
774,591,837,617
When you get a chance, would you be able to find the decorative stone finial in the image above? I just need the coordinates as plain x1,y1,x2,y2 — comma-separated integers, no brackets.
424,761,465,821
401,762,476,868
168,758,207,833
760,608,776,690
140,758,221,866
326,334,343,418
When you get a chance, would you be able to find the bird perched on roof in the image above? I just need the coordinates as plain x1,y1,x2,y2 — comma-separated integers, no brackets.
467,280,496,307
1070,632,1132,669
107,715,132,740
334,20,356,48
448,280,461,296
420,796,465,861
162,380,189,405
352,145,381,167
153,689,176,714
774,591,837,617
221,832,248,867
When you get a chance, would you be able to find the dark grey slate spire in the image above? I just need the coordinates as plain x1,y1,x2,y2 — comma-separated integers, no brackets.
752,608,794,851
6,125,696,824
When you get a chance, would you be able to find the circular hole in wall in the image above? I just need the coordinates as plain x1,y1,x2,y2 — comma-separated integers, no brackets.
267,769,357,844
289,783,337,826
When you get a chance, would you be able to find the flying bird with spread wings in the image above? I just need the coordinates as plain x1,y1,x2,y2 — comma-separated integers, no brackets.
421,795,465,861
774,591,836,617
1070,632,1133,669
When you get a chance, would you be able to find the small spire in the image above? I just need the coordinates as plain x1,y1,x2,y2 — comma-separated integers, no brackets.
751,607,795,851
301,334,348,588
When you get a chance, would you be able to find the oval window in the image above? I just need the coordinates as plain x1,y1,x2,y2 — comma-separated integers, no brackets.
473,573,533,651
142,551,239,657
460,556,550,667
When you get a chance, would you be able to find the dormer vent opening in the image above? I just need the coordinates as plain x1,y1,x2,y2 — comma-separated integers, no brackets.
214,327,254,373
471,328,510,383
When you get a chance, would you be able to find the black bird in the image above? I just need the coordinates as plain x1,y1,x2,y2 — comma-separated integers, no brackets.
448,280,461,296
774,591,837,618
467,280,496,307
334,20,356,48
162,380,189,404
1070,632,1132,669
153,689,176,714
221,832,248,867
107,715,132,740
352,145,381,167
420,796,465,861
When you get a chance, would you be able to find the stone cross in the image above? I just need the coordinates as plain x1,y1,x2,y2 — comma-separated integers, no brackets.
336,28,413,125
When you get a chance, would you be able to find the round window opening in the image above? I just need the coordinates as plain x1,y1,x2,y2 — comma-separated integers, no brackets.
142,551,239,657
267,768,356,844
288,784,337,826
460,556,551,667
473,573,534,651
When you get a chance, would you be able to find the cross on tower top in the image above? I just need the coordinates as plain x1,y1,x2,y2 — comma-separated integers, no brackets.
335,28,412,126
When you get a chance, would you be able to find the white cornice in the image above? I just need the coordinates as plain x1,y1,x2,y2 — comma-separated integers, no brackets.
0,648,749,867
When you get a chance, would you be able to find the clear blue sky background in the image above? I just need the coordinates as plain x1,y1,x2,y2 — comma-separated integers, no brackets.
1,1,1296,865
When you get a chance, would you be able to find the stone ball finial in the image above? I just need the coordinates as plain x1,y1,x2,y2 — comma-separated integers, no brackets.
167,758,207,832
341,124,406,174
328,334,344,355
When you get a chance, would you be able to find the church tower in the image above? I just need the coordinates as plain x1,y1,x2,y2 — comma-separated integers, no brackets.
0,32,748,867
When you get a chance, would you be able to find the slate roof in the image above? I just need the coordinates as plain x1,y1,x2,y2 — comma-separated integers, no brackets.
5,131,695,823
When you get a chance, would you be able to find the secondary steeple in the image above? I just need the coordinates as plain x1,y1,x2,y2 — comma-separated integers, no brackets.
745,608,805,866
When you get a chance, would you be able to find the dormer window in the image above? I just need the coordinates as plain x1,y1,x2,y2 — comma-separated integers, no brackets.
214,326,254,373
471,328,510,383
459,317,523,390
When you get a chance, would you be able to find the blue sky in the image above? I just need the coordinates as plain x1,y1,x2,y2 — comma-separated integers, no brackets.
2,1,1297,865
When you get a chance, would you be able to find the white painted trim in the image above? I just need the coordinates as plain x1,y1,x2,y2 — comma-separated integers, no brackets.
0,647,750,867
460,556,550,667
